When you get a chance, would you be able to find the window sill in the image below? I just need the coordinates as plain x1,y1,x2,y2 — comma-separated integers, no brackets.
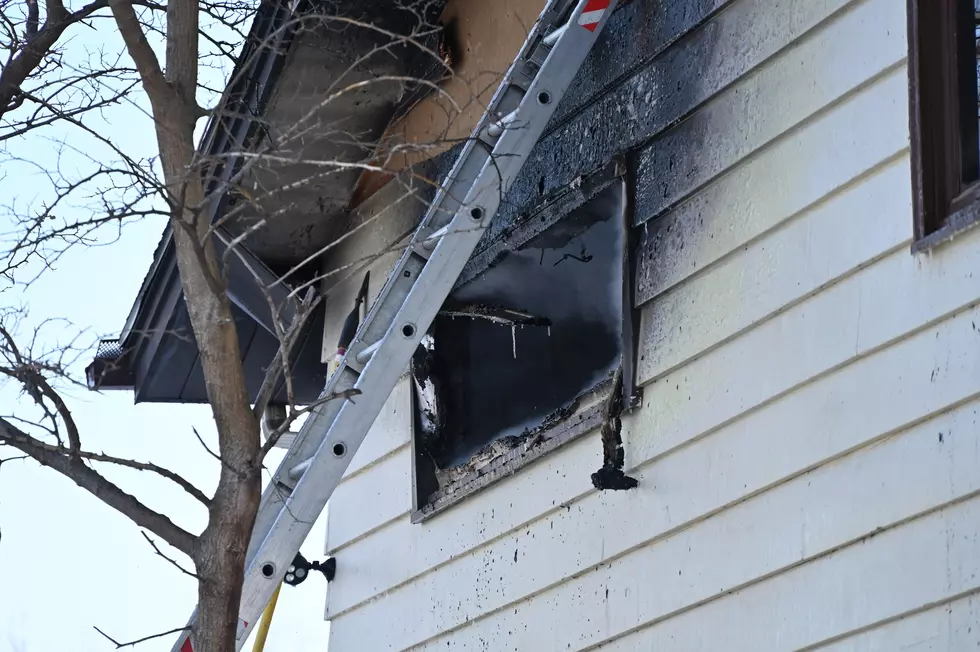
912,198,980,254
409,376,642,524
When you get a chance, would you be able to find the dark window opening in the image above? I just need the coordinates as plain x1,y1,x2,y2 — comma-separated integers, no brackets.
907,0,980,249
410,181,636,517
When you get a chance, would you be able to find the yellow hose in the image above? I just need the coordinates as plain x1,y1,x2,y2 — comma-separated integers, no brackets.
251,583,282,652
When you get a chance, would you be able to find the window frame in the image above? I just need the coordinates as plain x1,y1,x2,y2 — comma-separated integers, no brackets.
907,0,980,251
409,159,641,523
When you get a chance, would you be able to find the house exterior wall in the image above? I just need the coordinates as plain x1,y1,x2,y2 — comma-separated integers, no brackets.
321,0,980,649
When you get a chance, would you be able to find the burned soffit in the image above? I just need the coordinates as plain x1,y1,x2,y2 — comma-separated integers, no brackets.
225,0,450,270
86,0,449,402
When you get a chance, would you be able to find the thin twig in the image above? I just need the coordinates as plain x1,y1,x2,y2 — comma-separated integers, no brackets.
259,388,362,457
141,531,199,579
191,426,220,461
93,625,190,649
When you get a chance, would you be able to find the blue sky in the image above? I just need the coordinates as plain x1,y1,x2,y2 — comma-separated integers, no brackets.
0,8,330,652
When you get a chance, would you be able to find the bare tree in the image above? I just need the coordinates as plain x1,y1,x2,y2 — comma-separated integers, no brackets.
0,0,486,649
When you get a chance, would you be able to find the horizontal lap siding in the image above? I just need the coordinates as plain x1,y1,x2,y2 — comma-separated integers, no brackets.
631,0,905,225
325,433,604,616
327,444,412,550
812,594,980,651
638,139,910,384
325,0,980,648
417,403,980,651
592,496,980,651
634,52,910,305
330,302,980,650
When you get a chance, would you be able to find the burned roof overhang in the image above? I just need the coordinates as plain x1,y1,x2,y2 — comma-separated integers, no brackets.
225,0,451,269
88,0,449,403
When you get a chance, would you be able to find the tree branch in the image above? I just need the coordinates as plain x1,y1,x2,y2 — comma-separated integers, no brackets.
93,625,190,649
165,0,199,106
259,388,362,458
0,323,81,454
26,0,40,41
249,289,318,423
0,421,210,506
0,418,198,556
0,0,105,119
82,449,212,507
0,323,208,506
107,0,170,106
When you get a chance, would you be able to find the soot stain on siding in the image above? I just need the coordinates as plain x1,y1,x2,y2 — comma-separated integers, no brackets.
485,0,721,246
406,0,720,511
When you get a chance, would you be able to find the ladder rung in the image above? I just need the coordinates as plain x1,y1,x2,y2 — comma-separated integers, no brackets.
355,340,383,364
421,224,450,250
288,457,312,481
542,22,569,46
487,109,520,137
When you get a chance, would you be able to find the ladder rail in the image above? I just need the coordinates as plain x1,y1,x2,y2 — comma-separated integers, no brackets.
236,0,575,569
172,1,617,649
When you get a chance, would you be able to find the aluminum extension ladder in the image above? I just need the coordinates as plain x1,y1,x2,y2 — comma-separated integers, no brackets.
174,0,617,649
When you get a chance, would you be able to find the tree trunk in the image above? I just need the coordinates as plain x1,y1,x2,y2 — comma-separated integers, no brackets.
158,109,263,652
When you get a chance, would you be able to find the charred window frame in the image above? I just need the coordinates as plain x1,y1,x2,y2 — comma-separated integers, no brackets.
908,0,980,251
409,161,641,522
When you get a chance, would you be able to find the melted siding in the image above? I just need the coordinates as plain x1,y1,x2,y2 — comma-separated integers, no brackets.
323,0,980,648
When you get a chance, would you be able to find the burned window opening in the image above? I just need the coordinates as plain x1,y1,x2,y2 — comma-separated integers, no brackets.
411,180,636,515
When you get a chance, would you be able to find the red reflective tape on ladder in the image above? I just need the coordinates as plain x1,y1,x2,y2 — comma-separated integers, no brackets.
577,0,610,31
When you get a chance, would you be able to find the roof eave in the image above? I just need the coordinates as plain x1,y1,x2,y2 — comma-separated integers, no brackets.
117,0,300,347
